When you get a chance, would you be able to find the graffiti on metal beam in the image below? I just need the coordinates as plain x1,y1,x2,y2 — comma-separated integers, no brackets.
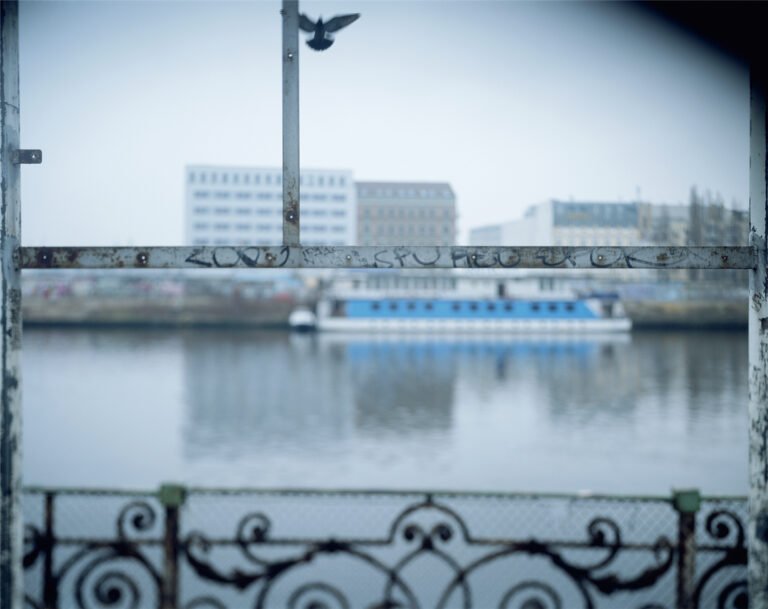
20,245,756,271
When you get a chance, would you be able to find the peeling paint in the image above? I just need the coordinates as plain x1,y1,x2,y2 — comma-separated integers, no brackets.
18,245,756,271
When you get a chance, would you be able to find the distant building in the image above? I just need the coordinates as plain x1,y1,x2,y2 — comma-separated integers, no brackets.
185,166,356,246
469,198,748,249
469,200,645,247
356,181,456,246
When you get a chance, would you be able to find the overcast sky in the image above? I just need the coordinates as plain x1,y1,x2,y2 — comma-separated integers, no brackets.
17,0,748,246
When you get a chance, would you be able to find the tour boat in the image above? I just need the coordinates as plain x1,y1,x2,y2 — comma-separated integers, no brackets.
314,272,632,333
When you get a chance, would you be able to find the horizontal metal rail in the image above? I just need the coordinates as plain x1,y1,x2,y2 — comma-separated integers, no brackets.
20,245,755,270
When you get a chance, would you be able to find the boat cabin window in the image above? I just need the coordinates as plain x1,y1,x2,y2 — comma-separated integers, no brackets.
452,302,461,311
425,302,434,311
531,303,541,312
487,303,496,311
371,302,381,311
565,303,575,312
602,302,615,318
469,303,478,311
407,302,416,311
332,301,346,316
548,303,558,312
504,303,514,312
389,302,398,311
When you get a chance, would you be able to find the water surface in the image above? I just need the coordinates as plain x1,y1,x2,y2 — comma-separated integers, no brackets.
22,328,748,494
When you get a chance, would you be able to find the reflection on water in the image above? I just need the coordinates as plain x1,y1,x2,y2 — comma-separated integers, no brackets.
22,328,747,494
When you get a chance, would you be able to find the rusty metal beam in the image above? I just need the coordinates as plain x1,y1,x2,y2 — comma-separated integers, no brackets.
1,2,24,607
749,58,768,607
20,245,755,270
281,0,300,246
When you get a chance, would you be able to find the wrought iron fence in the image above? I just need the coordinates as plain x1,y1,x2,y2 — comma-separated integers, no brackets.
22,486,746,609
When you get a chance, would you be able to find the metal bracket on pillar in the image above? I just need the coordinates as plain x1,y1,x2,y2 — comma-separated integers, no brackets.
11,149,42,165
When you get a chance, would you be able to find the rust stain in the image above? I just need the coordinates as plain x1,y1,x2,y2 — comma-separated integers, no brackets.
656,253,669,263
36,248,52,268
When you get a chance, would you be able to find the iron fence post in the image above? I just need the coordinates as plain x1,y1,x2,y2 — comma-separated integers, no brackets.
42,492,56,609
281,0,300,246
0,1,23,607
750,51,768,609
673,489,700,609
159,484,186,609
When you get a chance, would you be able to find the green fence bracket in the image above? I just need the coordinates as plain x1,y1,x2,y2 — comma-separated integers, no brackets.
158,484,187,508
673,488,701,514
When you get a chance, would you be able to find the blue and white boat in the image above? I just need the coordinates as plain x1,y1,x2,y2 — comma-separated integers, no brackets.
315,272,632,333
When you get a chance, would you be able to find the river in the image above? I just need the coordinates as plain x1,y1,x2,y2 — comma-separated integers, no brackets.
21,327,748,495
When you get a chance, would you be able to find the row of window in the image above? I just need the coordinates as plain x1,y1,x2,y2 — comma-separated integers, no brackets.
192,206,348,218
368,225,451,235
193,191,347,203
361,207,452,219
192,223,348,233
368,301,577,313
188,172,348,188
192,238,346,246
358,187,453,200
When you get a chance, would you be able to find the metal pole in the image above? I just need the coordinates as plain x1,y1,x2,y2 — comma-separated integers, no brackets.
672,489,700,609
0,1,23,607
42,493,56,609
282,0,300,246
749,56,768,607
159,484,185,609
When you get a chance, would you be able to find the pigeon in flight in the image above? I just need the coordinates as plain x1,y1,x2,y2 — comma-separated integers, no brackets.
299,13,360,51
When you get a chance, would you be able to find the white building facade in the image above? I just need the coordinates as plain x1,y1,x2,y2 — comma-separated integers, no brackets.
185,166,356,246
469,200,644,247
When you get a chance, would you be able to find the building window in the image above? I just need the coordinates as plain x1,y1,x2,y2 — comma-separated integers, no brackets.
236,208,252,215
244,174,250,184
339,176,346,186
318,176,324,187
233,174,239,184
193,238,209,245
199,173,207,184
193,222,208,230
214,191,230,199
193,207,209,214
266,174,272,185
222,174,228,184
214,223,229,230
236,192,252,199
235,223,251,231
257,193,272,200
214,208,231,215
189,172,195,183
194,191,209,199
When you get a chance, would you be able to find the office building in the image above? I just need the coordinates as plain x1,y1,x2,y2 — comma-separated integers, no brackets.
356,181,456,246
469,200,646,247
185,166,356,246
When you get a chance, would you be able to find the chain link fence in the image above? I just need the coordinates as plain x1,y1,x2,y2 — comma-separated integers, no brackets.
22,487,746,609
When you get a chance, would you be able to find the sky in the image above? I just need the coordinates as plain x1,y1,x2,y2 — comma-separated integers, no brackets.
17,0,749,246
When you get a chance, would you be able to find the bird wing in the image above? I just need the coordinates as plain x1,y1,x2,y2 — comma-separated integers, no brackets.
323,13,360,33
299,14,316,32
